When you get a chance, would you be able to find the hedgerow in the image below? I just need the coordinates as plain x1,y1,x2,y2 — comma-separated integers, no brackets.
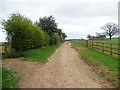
2,13,49,51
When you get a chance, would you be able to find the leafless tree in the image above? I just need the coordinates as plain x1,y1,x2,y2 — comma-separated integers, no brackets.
101,23,118,40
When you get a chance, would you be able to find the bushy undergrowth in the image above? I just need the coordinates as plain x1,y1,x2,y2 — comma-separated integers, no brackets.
2,43,61,63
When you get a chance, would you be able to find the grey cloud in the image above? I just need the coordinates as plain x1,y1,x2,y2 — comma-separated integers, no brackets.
0,0,118,41
54,2,117,18
66,32,88,39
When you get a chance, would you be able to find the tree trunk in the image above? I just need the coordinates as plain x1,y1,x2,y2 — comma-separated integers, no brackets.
109,35,112,40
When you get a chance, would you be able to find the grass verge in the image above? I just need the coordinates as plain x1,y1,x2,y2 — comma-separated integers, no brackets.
1,67,20,88
2,43,61,63
21,44,61,63
71,41,119,87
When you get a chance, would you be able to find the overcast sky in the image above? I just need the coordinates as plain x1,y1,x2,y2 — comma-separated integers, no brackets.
0,0,119,41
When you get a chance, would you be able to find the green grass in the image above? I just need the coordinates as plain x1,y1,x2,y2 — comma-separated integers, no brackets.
95,37,119,43
22,44,61,63
92,38,119,52
1,43,61,88
2,44,61,63
71,41,119,87
80,38,119,56
1,67,20,88
96,38,119,55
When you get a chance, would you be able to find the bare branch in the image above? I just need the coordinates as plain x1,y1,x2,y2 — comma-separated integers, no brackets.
101,22,118,40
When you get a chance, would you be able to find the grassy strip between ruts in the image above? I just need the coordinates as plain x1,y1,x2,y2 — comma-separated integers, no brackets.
2,43,61,63
71,41,119,87
1,67,20,88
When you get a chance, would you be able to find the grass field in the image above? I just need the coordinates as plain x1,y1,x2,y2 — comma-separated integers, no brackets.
80,38,119,56
71,40,119,86
2,43,61,63
94,37,119,43
97,38,119,52
1,67,20,88
92,38,119,51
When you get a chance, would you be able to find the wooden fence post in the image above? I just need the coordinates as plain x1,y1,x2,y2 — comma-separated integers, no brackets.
86,41,119,56
110,44,112,55
92,41,93,48
97,42,98,50
4,42,8,53
86,40,88,47
102,43,104,52
9,35,12,52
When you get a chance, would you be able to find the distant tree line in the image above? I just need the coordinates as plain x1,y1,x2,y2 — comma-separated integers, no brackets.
87,22,118,40
87,33,106,40
1,13,67,52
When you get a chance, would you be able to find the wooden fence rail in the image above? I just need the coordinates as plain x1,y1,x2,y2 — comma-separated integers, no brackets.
80,40,120,56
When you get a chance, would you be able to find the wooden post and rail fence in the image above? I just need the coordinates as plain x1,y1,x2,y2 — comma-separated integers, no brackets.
1,40,120,56
80,40,120,56
0,42,10,54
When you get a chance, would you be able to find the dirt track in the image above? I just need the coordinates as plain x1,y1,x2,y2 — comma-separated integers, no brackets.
2,42,113,88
